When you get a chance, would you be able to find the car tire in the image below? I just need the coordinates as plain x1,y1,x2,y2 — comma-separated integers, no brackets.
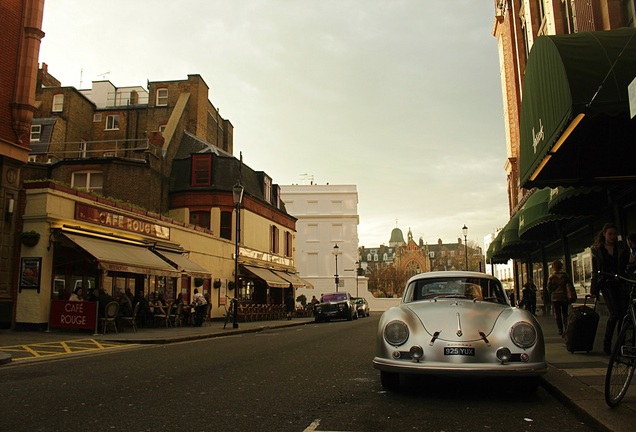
380,371,400,391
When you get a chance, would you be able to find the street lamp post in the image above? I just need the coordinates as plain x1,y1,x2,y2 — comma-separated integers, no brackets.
462,224,468,271
333,244,340,292
232,181,244,329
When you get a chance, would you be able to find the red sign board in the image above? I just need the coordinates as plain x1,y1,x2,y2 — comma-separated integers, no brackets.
49,300,98,331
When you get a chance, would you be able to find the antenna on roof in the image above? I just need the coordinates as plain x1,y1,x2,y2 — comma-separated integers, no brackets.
96,71,110,80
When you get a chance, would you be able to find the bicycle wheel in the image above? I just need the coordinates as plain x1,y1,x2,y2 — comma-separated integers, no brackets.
605,317,636,407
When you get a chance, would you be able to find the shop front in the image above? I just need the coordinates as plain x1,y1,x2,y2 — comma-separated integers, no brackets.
15,183,216,327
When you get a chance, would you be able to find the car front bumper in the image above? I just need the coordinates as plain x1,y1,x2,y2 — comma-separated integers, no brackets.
372,356,547,377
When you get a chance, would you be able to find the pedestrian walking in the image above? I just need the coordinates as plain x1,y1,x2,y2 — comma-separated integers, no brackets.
547,260,574,336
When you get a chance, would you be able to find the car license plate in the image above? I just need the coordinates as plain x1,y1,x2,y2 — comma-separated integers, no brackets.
444,347,475,356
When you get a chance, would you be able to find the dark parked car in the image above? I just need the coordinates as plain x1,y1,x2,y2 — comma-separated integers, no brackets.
314,292,357,322
352,297,370,317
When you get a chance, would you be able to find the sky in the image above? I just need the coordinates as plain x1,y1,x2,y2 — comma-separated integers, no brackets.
38,0,509,250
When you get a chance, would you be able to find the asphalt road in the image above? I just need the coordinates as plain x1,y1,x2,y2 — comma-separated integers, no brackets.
0,316,601,431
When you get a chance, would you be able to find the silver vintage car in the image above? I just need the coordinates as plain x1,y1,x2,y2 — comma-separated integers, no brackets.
373,271,547,391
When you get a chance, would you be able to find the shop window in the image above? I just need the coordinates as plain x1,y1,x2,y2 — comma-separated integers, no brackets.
191,154,212,186
72,171,103,193
52,94,64,112
30,125,41,142
106,115,120,130
156,88,168,106
220,210,232,240
190,211,211,230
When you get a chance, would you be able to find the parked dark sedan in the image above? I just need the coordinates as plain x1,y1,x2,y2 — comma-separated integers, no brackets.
352,297,370,318
314,292,357,322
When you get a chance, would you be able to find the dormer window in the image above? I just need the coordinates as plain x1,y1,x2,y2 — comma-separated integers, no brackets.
30,125,41,142
191,154,212,186
156,88,168,106
263,175,272,203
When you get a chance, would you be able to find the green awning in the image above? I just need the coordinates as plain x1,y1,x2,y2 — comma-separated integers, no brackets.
486,230,507,264
518,188,572,242
547,185,608,215
520,28,636,188
496,212,534,260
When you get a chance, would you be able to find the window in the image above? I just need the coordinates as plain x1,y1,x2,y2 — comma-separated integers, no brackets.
191,154,212,186
190,211,211,230
30,125,41,142
79,140,87,158
156,88,168,106
220,211,232,240
72,171,103,193
52,94,64,112
159,124,167,135
270,225,280,254
105,115,120,130
93,113,102,122
263,175,272,203
285,231,292,257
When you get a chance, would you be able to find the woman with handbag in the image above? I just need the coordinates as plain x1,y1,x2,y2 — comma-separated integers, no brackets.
547,260,574,336
590,223,630,354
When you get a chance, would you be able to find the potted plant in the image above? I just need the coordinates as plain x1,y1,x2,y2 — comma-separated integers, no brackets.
227,281,235,291
213,279,222,289
296,294,307,307
194,277,204,288
20,230,40,247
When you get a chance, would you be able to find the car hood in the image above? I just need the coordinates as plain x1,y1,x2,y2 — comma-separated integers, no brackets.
402,300,508,342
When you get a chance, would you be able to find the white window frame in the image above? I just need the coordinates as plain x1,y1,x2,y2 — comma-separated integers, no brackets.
52,94,64,112
105,115,120,130
93,113,102,122
30,125,41,142
263,175,272,203
156,88,168,106
72,171,104,193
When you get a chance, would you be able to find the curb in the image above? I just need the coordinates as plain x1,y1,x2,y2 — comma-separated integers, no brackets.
0,351,11,365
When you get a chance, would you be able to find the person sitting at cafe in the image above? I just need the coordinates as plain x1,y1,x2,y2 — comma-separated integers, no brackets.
91,288,115,318
69,287,84,302
133,290,152,327
116,289,133,318
191,288,208,327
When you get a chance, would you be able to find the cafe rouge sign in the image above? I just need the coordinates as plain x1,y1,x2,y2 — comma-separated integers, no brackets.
75,203,170,240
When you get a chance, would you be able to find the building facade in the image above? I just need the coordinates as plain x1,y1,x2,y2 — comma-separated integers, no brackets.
280,184,361,299
0,0,46,327
489,1,636,296
9,67,305,327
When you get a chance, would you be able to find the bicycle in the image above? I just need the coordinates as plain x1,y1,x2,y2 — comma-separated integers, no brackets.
601,272,636,407
223,296,238,329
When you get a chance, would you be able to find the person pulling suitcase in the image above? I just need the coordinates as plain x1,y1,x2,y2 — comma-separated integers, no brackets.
547,260,575,336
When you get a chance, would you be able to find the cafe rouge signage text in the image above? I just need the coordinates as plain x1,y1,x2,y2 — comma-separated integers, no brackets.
75,203,170,240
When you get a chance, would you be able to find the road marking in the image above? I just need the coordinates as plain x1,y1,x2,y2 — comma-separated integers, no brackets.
0,339,134,361
304,420,321,431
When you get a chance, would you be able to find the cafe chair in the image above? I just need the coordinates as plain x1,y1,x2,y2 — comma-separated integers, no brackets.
120,302,140,333
169,303,183,327
153,303,172,328
101,301,120,335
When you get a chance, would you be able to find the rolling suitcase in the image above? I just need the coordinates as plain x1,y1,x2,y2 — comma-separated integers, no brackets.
564,295,599,353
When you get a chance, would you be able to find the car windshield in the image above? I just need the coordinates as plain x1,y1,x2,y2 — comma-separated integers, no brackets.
403,277,508,305
322,294,348,302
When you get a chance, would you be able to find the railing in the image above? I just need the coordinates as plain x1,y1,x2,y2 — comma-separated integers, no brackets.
32,139,163,163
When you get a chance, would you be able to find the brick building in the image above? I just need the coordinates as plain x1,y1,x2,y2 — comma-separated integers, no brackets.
0,0,45,327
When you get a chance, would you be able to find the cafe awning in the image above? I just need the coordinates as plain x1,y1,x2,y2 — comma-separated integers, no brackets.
153,250,211,279
63,233,180,277
241,265,289,288
518,188,572,242
273,270,314,289
519,28,636,188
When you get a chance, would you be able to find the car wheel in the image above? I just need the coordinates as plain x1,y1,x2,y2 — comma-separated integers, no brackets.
380,371,400,391
314,316,321,323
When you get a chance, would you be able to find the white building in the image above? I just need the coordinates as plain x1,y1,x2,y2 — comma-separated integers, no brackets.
280,184,362,301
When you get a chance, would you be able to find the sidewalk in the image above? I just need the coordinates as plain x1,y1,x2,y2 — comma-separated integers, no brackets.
1,309,635,431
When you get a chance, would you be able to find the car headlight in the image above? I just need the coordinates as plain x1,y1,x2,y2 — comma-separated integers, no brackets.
510,322,537,349
384,320,409,346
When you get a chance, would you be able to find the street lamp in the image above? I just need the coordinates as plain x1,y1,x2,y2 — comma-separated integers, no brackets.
232,181,244,329
462,224,468,271
333,244,341,292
